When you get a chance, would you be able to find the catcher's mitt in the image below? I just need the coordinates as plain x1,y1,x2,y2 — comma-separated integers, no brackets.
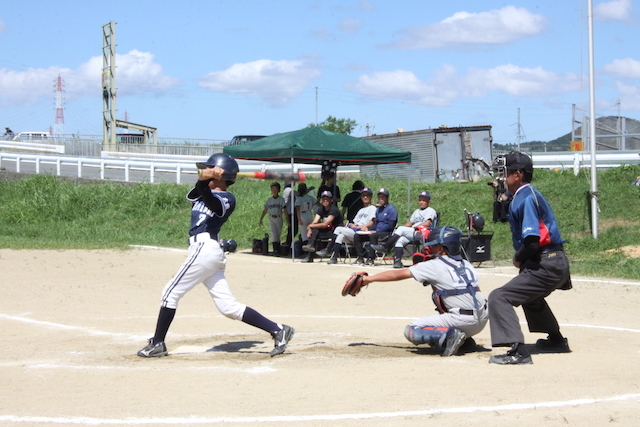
342,272,368,297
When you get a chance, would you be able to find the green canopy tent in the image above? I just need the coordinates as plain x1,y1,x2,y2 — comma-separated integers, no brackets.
223,126,411,165
224,126,413,261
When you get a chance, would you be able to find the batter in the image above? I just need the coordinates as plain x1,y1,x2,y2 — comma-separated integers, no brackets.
137,153,294,358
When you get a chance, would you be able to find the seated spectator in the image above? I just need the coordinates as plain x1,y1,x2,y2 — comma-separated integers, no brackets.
316,188,376,264
341,180,365,223
352,188,398,265
301,191,343,263
372,191,437,268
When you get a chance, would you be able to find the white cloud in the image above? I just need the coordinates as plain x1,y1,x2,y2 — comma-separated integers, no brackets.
603,57,640,78
339,18,363,35
0,50,179,106
199,59,321,107
347,64,581,106
383,6,546,49
0,19,6,32
594,0,632,22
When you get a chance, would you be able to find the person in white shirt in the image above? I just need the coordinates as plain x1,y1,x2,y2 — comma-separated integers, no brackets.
371,191,437,268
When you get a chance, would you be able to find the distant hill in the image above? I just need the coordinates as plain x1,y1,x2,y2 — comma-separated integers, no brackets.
494,116,640,152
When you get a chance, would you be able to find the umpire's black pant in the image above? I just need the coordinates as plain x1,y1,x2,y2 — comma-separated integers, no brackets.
488,251,570,347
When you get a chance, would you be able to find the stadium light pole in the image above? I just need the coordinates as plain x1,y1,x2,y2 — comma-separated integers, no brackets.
587,0,599,239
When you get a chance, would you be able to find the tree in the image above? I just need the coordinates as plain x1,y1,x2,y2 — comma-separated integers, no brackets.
307,116,358,135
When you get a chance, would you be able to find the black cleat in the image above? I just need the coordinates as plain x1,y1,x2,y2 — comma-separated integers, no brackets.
270,325,295,357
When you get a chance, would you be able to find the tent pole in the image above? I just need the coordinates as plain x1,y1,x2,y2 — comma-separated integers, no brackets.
407,163,411,221
291,157,296,262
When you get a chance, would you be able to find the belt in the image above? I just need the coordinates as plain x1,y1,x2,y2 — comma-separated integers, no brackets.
541,244,564,254
188,232,213,245
459,302,487,316
271,215,281,218
542,251,562,258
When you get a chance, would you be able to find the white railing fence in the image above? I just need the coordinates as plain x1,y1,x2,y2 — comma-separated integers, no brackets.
1,150,637,184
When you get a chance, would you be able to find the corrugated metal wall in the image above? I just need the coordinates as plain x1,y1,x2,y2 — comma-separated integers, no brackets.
361,130,437,183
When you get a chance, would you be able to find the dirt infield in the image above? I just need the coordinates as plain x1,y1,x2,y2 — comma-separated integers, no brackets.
2,248,640,426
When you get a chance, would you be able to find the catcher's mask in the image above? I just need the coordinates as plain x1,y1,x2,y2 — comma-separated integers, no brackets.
424,226,462,256
196,153,239,183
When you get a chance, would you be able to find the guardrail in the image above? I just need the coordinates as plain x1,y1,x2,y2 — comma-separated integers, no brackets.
0,152,358,184
1,150,637,184
531,150,640,174
0,141,66,154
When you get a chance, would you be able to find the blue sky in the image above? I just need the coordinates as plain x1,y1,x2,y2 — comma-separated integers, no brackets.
0,0,638,145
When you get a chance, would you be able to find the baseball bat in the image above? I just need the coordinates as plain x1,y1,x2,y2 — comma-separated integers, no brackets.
238,171,306,182
198,169,305,182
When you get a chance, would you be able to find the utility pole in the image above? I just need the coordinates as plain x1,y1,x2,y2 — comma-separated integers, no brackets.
314,87,318,126
587,0,599,238
517,108,521,151
102,21,117,146
53,74,65,136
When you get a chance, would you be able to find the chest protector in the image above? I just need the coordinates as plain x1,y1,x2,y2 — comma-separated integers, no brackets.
424,255,481,316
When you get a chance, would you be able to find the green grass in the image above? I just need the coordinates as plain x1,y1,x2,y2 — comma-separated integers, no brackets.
1,165,639,280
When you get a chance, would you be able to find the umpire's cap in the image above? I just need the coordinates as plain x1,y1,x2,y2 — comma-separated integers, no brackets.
504,151,533,174
196,153,239,183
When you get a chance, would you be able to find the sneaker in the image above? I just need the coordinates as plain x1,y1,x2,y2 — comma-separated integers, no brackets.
489,345,533,365
301,255,313,263
442,328,466,357
137,339,168,358
301,244,316,253
371,244,387,252
316,249,330,257
352,257,365,265
393,259,404,269
270,325,295,357
364,258,375,266
327,256,338,265
536,337,571,353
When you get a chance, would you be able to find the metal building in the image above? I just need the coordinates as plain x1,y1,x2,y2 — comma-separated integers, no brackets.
361,125,493,183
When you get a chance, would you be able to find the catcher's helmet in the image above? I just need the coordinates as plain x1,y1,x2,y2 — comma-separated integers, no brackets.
471,213,485,232
196,153,239,183
219,239,238,253
424,226,462,256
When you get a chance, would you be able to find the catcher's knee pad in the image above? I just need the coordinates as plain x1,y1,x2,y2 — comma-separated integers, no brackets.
404,325,450,349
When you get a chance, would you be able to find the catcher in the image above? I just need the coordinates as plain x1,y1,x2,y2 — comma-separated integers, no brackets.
342,226,488,357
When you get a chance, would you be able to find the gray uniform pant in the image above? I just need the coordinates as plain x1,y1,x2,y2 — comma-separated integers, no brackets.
488,251,570,347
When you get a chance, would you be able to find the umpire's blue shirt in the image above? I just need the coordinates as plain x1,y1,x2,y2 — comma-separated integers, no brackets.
508,183,564,251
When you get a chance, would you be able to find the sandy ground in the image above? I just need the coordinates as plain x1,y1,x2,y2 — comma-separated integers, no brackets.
1,247,640,426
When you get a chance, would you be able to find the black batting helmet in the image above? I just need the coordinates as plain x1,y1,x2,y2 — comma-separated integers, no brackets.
424,226,462,256
471,213,485,232
196,153,239,183
219,239,238,253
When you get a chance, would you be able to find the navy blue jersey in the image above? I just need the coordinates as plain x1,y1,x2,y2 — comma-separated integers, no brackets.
187,188,236,239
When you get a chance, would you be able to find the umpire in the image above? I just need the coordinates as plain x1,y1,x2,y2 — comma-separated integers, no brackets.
488,151,572,365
